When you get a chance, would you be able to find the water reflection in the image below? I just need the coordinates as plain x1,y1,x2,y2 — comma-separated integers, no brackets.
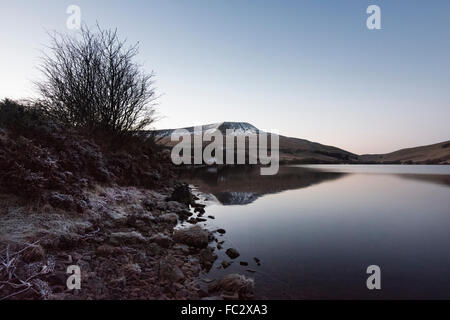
181,165,449,205
180,166,346,205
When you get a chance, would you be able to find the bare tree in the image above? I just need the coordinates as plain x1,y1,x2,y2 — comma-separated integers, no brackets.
35,25,157,133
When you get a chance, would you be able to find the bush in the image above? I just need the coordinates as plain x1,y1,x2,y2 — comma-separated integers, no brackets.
35,25,157,134
0,99,52,132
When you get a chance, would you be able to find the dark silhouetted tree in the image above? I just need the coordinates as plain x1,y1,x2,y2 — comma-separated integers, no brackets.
36,25,157,133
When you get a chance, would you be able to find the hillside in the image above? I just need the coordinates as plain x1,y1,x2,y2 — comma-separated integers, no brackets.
360,140,450,164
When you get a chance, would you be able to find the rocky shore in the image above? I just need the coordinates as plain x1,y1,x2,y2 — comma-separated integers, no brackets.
0,183,254,300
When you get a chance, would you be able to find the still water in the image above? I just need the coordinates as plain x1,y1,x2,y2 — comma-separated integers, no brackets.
182,165,450,299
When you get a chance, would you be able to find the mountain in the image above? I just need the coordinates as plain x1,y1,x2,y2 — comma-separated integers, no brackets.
150,121,358,164
360,140,450,164
153,122,259,137
149,122,450,165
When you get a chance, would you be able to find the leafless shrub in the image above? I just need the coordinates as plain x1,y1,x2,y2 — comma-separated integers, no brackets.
35,24,158,134
0,241,54,300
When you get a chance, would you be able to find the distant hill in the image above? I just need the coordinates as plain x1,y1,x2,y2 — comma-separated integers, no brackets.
360,141,450,164
148,122,450,165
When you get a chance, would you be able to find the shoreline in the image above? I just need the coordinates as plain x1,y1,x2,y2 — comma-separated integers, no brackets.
0,183,254,300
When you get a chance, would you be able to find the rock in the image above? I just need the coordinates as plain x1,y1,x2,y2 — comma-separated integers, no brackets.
221,260,232,269
222,292,239,300
134,251,147,263
194,207,205,214
246,269,256,273
254,257,261,266
96,244,116,257
217,274,254,298
147,243,164,256
196,217,207,222
199,247,217,271
225,248,240,259
173,225,209,249
187,218,198,224
142,198,154,211
239,261,248,266
167,184,194,206
216,228,226,235
110,231,147,244
149,233,173,248
173,244,190,254
208,215,215,219
201,277,216,284
217,243,223,250
177,210,193,220
123,263,142,274
140,213,157,223
166,201,188,212
158,213,178,225
159,257,185,283
198,288,209,298
22,245,45,262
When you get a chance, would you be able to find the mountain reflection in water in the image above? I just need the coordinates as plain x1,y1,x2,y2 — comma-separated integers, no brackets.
180,166,347,205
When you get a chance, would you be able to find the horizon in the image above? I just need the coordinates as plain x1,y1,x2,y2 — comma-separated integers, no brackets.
151,120,450,155
1,0,449,154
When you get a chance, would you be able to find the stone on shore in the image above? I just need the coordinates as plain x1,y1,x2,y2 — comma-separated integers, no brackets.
110,231,147,244
158,213,178,225
225,248,240,259
199,247,218,271
159,257,185,283
173,225,209,249
149,233,173,248
216,228,226,235
167,184,194,206
217,274,254,298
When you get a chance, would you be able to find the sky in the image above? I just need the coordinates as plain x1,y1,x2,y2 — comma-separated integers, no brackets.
0,0,449,154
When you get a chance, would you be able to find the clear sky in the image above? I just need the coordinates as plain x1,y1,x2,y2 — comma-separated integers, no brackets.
0,0,449,154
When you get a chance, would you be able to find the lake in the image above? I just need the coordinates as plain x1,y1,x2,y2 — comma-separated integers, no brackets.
181,165,450,299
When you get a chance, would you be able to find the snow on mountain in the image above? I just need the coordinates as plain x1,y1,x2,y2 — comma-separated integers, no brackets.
152,122,260,137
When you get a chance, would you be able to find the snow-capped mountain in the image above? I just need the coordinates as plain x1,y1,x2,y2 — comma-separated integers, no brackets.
152,122,259,137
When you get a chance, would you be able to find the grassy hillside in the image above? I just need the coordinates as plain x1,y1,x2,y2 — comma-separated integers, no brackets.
360,141,450,164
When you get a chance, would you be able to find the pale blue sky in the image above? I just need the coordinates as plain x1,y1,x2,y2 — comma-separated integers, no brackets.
0,0,449,154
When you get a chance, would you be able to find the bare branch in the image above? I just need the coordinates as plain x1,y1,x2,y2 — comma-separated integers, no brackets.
34,24,158,134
